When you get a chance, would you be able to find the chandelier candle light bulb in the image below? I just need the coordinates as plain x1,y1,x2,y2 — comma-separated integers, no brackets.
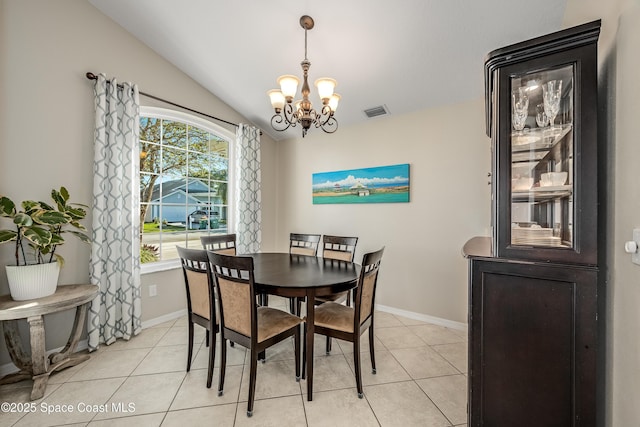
268,15,339,137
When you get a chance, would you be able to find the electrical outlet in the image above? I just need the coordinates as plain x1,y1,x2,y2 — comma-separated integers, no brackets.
149,284,158,297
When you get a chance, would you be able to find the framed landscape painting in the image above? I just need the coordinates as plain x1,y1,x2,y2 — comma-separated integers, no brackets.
312,163,410,204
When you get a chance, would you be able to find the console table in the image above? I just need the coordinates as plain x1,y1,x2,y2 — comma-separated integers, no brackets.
0,284,98,400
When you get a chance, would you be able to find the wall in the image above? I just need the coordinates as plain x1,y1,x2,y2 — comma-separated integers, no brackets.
275,99,491,325
0,0,277,366
563,1,640,425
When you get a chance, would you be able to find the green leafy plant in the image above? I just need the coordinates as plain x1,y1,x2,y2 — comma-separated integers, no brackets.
140,244,159,264
0,187,90,266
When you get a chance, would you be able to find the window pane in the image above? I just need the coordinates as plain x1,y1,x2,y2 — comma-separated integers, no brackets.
162,120,187,149
162,147,187,179
188,126,209,153
139,112,231,264
140,117,160,143
188,151,211,179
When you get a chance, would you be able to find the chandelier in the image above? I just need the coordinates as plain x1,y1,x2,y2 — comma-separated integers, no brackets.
267,15,340,138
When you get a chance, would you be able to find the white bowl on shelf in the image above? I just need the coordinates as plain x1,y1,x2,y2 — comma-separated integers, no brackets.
540,172,568,187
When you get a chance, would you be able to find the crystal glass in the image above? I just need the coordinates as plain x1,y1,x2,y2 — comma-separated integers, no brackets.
511,87,529,133
542,80,562,132
536,103,549,127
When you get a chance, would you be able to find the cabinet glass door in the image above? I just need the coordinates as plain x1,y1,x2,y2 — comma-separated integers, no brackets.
510,65,573,248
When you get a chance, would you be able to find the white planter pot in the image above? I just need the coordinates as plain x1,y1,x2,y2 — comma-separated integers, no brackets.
5,262,61,301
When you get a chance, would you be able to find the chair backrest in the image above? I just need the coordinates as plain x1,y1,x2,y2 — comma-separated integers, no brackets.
207,252,256,339
201,234,237,255
289,233,321,256
322,235,358,262
354,247,385,327
177,246,215,322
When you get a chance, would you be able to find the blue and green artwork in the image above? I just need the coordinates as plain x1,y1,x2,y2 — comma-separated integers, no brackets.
312,164,410,204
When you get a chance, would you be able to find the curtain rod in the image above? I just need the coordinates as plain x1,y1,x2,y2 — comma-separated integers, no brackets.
85,72,241,129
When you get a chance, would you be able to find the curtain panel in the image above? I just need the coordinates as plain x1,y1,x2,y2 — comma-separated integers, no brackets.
87,74,142,350
235,124,262,254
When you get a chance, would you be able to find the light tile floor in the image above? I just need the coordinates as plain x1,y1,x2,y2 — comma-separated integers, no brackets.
1,297,468,426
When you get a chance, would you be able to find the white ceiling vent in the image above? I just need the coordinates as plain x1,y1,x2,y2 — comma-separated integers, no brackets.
363,105,390,119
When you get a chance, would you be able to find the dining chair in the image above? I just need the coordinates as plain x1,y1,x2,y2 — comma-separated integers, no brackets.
289,233,321,256
317,235,359,352
322,235,358,263
200,233,237,255
288,233,321,314
311,247,384,398
207,252,303,417
176,246,218,388
318,235,358,303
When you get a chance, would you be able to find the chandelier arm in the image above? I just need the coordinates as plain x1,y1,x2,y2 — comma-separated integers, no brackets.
271,103,300,132
318,116,338,133
283,102,299,126
312,105,333,126
314,106,338,133
270,113,291,132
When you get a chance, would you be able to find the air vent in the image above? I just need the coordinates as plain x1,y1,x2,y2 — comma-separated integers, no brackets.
363,105,390,118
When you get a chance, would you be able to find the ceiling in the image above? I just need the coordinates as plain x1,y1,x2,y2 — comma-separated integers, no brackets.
88,0,567,141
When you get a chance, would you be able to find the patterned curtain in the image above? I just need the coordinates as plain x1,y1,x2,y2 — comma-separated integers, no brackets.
87,74,142,350
235,124,262,253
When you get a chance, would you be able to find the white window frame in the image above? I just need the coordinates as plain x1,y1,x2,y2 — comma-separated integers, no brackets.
139,107,236,274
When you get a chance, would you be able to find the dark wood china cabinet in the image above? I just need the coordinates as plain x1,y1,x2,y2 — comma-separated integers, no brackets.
464,20,603,426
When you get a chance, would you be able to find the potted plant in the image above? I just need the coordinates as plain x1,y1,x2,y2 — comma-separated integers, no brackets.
0,187,90,300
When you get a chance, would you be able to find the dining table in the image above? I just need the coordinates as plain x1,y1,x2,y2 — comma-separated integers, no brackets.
245,252,360,401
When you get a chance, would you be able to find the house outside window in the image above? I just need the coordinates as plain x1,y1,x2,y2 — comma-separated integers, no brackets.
139,107,235,269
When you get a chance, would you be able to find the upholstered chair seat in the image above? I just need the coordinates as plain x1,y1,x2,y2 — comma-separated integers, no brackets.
314,301,355,333
309,247,384,399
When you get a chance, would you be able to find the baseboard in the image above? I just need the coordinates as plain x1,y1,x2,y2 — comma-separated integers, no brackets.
375,304,468,332
141,309,187,329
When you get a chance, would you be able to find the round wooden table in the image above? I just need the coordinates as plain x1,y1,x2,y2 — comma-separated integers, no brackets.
0,284,99,400
246,253,360,401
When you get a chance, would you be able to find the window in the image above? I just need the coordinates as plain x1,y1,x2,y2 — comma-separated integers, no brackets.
139,107,234,269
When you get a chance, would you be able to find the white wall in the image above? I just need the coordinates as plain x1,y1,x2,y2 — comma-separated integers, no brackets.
0,0,277,365
275,99,491,324
563,1,640,425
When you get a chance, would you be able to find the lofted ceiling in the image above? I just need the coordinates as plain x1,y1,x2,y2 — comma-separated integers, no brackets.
88,0,567,141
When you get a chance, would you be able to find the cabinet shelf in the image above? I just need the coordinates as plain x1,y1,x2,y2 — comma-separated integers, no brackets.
512,185,572,202
511,123,572,154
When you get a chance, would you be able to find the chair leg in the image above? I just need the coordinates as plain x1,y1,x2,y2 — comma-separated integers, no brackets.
302,323,306,380
353,336,364,398
247,348,258,417
369,325,377,374
205,331,210,347
206,329,216,388
187,319,194,372
218,337,227,396
326,336,332,354
296,298,303,317
295,325,301,381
